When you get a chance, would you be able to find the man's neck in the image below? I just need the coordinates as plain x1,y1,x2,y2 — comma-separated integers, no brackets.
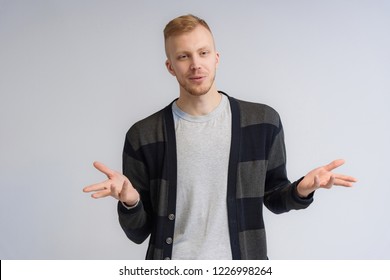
176,87,222,116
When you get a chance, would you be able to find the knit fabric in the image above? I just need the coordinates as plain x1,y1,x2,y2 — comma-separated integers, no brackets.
118,92,314,260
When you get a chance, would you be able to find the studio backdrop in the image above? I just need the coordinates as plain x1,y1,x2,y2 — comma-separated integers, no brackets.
0,0,389,259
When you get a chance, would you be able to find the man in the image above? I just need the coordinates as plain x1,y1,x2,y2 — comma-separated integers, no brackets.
83,14,356,260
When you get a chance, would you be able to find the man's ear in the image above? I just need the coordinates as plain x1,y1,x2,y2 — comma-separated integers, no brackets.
215,52,220,68
165,59,176,76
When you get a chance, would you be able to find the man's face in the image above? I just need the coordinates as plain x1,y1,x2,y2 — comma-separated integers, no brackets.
165,25,220,97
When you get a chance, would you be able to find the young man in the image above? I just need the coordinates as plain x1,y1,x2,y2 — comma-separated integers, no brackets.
83,14,356,260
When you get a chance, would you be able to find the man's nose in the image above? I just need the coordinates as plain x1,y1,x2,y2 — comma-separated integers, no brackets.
190,57,201,70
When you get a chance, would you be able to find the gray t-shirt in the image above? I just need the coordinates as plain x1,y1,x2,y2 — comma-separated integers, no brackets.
171,94,232,259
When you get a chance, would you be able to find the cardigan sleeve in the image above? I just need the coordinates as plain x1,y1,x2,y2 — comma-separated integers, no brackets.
117,125,153,244
263,117,314,214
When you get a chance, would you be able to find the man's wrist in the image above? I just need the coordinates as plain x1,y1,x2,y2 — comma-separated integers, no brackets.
296,180,311,198
121,197,140,210
295,183,315,200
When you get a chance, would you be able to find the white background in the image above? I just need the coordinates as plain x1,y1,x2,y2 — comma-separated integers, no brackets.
0,0,389,259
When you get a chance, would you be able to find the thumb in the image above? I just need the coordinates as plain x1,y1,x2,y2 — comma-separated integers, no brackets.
313,175,320,189
122,179,131,192
120,180,139,205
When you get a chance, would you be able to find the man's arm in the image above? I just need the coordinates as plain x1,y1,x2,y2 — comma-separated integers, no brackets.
263,112,357,213
83,161,152,244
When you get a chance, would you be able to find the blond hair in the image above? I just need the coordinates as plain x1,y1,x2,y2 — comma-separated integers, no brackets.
163,14,212,42
163,14,214,58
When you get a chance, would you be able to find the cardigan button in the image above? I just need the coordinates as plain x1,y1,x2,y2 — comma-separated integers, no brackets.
166,237,173,245
168,214,175,220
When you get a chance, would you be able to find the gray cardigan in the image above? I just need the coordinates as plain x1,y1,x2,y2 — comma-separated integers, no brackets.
118,92,314,260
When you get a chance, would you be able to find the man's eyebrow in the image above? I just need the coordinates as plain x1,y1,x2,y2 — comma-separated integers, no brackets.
175,46,211,53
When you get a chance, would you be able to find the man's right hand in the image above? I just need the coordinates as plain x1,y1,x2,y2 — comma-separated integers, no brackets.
83,161,140,207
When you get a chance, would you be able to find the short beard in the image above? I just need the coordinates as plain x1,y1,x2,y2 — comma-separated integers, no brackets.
179,73,216,97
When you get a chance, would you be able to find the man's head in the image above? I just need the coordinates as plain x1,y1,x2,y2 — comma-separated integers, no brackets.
164,14,219,97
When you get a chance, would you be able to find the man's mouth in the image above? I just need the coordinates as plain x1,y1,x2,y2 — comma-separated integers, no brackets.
189,76,206,82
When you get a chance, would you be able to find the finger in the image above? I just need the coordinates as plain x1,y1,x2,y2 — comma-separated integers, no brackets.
118,180,130,202
324,159,345,171
332,174,358,187
93,161,114,177
120,180,139,205
90,189,112,199
83,180,111,193
122,179,132,192
321,175,335,189
313,174,320,188
110,184,120,200
334,174,357,182
333,178,355,187
121,180,137,199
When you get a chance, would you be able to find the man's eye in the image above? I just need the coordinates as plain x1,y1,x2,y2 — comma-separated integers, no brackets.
178,55,187,60
200,51,209,56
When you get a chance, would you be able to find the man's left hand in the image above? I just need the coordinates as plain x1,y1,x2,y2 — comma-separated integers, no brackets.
297,159,357,198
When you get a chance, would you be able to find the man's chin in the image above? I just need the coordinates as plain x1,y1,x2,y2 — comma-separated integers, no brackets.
188,90,208,96
184,85,213,96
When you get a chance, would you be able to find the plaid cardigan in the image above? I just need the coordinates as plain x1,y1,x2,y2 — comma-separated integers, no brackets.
118,92,313,260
